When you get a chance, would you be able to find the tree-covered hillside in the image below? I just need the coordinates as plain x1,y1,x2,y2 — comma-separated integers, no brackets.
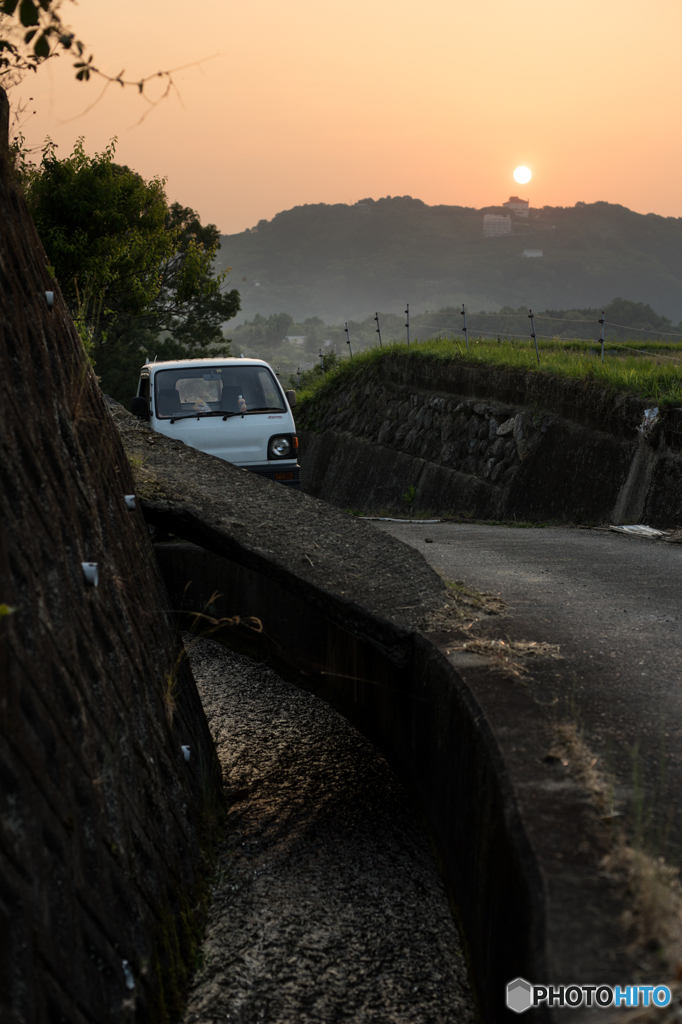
217,197,682,323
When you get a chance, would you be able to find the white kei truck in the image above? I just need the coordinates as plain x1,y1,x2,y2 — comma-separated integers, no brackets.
130,358,300,488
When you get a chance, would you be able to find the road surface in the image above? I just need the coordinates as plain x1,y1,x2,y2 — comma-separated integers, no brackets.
376,521,682,855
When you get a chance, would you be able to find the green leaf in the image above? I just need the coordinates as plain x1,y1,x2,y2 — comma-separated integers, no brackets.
33,32,49,58
75,67,90,81
0,604,17,619
19,0,39,27
23,27,37,42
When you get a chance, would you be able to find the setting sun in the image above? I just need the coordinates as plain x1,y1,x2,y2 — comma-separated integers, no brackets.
513,166,532,185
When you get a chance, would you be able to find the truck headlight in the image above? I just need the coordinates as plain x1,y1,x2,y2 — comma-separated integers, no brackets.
269,435,292,458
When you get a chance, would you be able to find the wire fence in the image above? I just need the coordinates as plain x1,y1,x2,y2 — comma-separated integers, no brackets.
348,307,682,366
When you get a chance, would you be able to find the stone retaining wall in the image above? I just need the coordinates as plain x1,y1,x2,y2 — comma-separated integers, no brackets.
0,104,221,1024
321,386,547,488
297,354,682,526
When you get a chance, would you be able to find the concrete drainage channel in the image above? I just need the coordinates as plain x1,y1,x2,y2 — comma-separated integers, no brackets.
181,638,475,1023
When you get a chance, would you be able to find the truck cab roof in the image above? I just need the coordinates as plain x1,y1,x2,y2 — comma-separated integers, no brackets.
142,357,271,373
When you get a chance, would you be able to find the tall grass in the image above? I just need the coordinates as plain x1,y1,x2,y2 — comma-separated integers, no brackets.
295,336,682,408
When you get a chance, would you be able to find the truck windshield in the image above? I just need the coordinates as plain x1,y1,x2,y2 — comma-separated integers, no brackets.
154,365,286,420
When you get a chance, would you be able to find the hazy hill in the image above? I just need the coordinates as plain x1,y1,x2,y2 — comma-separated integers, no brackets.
216,197,682,324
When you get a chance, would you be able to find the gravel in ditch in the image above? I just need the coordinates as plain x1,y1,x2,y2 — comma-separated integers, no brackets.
182,638,475,1024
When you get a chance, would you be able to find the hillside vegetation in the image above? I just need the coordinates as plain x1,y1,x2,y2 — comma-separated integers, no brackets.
294,337,682,410
217,196,682,324
229,298,682,384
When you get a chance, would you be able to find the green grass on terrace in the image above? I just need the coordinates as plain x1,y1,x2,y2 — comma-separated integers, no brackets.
295,336,682,408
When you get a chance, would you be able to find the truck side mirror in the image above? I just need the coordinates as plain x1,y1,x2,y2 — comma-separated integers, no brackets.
285,389,297,409
130,397,150,421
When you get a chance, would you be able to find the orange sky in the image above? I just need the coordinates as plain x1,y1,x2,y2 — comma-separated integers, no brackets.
11,0,682,234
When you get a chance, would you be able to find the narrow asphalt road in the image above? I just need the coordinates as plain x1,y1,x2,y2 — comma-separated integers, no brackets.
375,521,682,856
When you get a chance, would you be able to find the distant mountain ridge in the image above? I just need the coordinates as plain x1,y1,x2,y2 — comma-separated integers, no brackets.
216,196,682,324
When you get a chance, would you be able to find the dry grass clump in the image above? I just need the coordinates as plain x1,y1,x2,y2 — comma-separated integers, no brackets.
451,637,561,675
602,844,682,976
424,577,561,670
442,577,506,616
553,722,682,992
162,606,264,724
551,721,616,816
419,577,506,634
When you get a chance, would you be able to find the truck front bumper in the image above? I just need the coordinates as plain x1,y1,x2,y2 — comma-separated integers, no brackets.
245,463,301,488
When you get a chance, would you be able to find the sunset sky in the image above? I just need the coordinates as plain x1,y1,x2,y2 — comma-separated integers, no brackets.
11,0,682,235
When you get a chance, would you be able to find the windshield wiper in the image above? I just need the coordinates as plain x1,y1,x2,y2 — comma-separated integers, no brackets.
166,407,283,423
168,410,229,424
244,406,286,413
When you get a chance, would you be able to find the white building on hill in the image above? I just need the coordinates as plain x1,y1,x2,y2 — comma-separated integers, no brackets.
503,196,530,217
483,214,512,237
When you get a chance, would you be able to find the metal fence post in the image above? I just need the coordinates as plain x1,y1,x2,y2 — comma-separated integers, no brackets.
528,309,540,365
375,312,383,348
345,322,353,357
405,304,410,346
598,311,605,363
461,304,469,352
